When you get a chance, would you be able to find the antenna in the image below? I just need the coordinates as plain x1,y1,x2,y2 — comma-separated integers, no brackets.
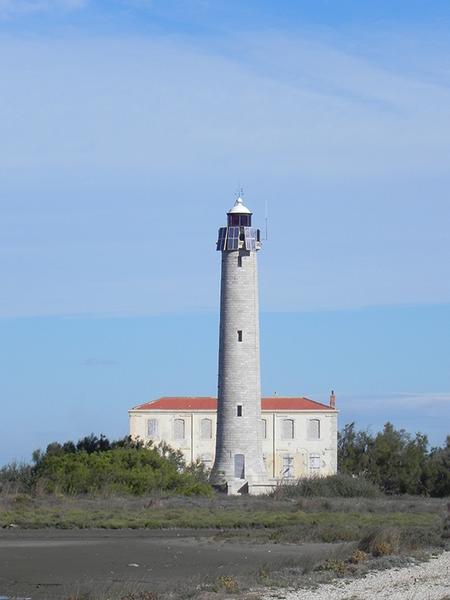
235,185,244,199
264,199,269,240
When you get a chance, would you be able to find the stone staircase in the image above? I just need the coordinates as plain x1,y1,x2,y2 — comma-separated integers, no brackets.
226,480,249,495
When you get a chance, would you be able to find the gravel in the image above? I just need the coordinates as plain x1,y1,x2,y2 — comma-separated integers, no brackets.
263,551,450,600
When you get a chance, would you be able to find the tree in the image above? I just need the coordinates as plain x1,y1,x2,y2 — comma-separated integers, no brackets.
338,422,372,476
372,425,430,494
428,436,450,497
338,422,448,496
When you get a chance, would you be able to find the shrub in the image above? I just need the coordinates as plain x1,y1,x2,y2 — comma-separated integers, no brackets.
349,549,368,564
316,559,348,577
216,575,239,593
0,435,213,497
359,527,401,556
35,446,212,496
400,523,444,550
0,462,35,494
274,474,380,499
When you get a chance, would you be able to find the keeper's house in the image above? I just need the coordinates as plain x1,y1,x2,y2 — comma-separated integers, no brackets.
129,394,338,480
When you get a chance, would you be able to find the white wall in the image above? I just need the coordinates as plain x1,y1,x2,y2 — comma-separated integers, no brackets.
129,408,338,479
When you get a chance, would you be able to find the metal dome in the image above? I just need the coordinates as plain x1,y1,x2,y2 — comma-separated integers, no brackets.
227,196,252,215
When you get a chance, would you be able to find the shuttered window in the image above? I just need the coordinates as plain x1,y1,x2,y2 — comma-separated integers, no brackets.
282,455,294,478
281,419,294,440
147,418,158,438
308,419,320,440
261,419,267,439
200,418,212,440
174,418,185,440
309,454,321,471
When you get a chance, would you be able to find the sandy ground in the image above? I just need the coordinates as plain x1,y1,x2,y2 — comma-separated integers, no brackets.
1,529,448,599
0,529,343,599
263,551,450,600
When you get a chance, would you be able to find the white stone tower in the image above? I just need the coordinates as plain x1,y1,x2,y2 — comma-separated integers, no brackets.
210,196,268,494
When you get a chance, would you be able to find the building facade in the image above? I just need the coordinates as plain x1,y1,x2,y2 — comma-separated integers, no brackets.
128,395,338,480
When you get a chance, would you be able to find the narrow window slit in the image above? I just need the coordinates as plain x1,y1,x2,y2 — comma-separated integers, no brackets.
237,330,243,342
237,405,242,417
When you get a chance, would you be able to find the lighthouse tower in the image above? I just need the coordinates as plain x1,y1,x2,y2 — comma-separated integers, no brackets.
210,196,268,494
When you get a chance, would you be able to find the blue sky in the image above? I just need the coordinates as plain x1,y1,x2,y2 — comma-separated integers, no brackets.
1,1,449,464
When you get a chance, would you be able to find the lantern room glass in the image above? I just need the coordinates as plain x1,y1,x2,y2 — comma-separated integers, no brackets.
227,214,251,227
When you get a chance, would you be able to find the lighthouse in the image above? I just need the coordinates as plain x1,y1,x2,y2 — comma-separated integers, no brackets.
210,195,269,494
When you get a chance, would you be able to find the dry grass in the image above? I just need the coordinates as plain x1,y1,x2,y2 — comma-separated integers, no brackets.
0,493,445,548
1,493,447,546
359,527,401,556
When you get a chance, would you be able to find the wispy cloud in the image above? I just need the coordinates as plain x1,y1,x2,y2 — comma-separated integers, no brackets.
0,0,88,18
2,32,450,178
341,392,450,409
0,29,449,317
387,392,450,408
336,392,450,441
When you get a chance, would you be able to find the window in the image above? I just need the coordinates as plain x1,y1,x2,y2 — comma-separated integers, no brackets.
174,418,185,440
281,418,294,440
237,405,242,417
147,418,158,438
309,454,321,472
282,455,294,479
228,214,251,227
261,419,267,439
228,214,240,226
237,330,243,342
234,454,245,479
238,255,243,267
308,419,320,440
200,453,212,466
200,418,212,440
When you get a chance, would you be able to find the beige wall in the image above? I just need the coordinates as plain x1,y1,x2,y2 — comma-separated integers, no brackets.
129,409,337,480
260,411,337,478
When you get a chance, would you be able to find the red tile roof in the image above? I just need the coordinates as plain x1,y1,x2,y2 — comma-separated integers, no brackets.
262,397,331,411
132,396,333,411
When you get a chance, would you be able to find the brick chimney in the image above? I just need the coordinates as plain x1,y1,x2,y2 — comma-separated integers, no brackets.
329,390,336,409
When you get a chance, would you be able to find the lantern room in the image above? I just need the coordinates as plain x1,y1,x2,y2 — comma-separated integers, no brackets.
227,196,252,227
216,196,261,252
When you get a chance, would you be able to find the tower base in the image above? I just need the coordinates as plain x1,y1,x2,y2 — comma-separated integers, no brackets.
213,478,276,496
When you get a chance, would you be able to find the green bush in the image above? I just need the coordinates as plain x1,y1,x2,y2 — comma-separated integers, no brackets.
0,435,212,497
274,474,380,499
35,446,212,496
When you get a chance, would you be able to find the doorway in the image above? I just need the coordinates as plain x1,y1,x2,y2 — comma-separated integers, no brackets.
234,454,245,479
